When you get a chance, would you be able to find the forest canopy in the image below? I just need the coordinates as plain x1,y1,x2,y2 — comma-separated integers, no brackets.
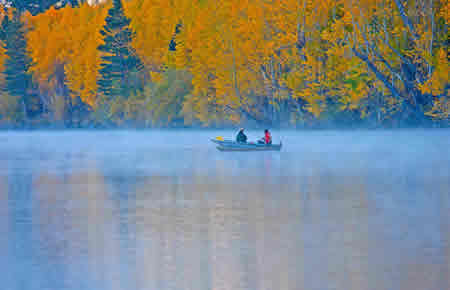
0,0,448,128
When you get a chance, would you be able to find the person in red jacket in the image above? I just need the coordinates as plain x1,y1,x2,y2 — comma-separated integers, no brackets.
264,129,272,145
258,129,272,145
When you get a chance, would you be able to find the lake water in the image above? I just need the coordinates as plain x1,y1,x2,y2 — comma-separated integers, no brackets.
0,130,449,290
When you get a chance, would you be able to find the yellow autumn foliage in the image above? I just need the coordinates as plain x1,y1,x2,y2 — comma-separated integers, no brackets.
1,0,444,125
26,3,109,108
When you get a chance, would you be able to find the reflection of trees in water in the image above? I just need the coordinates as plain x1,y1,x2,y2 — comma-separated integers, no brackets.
439,177,449,289
0,163,11,287
133,175,212,290
1,143,449,290
103,169,140,290
127,158,373,290
28,157,122,290
3,160,35,289
283,160,371,290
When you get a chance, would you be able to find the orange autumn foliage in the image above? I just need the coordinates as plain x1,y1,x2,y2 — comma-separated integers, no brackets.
26,3,109,107
11,0,448,124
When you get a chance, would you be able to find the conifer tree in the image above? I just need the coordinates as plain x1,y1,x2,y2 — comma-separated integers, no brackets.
10,0,63,15
0,11,9,45
97,0,142,100
1,11,38,119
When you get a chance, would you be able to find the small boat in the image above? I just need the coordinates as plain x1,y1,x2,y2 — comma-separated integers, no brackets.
211,138,282,152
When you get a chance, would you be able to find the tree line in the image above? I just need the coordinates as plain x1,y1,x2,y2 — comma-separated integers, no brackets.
0,0,448,128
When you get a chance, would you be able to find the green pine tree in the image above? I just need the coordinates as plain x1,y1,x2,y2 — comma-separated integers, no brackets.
0,12,9,44
10,0,64,15
2,11,39,120
97,0,142,100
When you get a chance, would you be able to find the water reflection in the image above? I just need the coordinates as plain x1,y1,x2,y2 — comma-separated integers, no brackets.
0,130,448,290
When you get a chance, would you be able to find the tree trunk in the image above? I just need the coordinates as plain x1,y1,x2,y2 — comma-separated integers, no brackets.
352,47,402,99
392,0,419,40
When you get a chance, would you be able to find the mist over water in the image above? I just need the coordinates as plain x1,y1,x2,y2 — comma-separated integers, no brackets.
0,130,449,290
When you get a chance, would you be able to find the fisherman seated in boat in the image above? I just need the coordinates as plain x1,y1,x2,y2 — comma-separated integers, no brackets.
236,128,247,143
258,129,272,145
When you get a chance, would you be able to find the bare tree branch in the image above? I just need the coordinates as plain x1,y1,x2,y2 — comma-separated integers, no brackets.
392,0,419,40
352,47,402,99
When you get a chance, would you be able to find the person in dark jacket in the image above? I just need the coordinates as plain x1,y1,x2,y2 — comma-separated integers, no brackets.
236,128,247,143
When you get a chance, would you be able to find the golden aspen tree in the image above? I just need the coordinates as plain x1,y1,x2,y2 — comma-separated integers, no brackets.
27,3,108,108
16,0,448,125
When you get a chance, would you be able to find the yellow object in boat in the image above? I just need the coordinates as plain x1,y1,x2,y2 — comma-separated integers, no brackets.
215,136,224,141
